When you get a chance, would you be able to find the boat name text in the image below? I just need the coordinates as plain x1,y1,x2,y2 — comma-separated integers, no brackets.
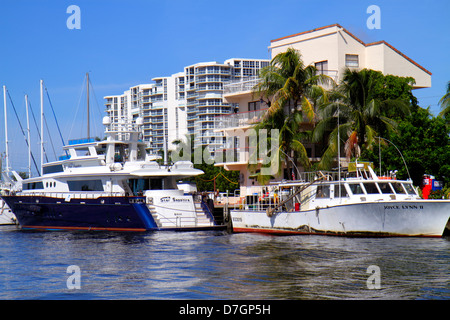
384,205,424,210
160,197,191,203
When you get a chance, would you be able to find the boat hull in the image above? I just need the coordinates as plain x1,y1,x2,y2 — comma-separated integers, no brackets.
2,195,158,232
230,201,450,237
2,195,226,232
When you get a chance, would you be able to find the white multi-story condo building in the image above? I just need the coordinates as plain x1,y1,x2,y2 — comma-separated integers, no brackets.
104,58,269,157
185,59,269,155
214,24,432,197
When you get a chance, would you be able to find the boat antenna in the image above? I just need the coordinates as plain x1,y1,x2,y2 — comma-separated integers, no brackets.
376,136,411,181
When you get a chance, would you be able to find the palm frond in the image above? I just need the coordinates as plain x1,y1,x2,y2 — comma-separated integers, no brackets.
290,139,311,169
438,81,450,117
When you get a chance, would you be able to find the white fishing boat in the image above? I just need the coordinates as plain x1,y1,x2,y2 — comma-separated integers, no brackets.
230,162,450,237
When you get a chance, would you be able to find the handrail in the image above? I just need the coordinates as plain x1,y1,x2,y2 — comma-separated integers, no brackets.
15,191,125,198
200,201,216,224
266,172,326,217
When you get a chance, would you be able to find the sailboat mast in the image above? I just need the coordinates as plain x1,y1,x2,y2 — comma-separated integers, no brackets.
3,85,10,174
25,95,31,178
86,72,90,139
40,79,44,175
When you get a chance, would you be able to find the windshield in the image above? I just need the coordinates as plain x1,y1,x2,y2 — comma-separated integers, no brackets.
403,183,417,195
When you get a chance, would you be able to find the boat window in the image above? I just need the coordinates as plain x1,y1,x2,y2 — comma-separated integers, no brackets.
378,183,393,194
334,184,348,197
68,180,104,191
127,178,177,193
128,178,150,196
391,182,406,194
316,185,330,198
43,164,64,175
23,181,44,190
75,148,90,157
403,183,417,195
150,178,163,190
348,183,364,195
363,183,380,194
163,178,177,190
114,145,126,163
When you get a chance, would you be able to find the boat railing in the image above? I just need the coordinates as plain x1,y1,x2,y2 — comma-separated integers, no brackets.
235,174,326,214
233,192,297,213
16,192,125,199
157,215,213,228
284,169,376,184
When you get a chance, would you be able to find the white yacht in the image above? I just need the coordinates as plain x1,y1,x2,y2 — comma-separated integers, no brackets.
1,117,224,232
230,162,450,237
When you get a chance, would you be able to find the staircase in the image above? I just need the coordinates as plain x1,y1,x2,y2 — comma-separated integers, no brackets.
194,202,215,227
146,202,215,229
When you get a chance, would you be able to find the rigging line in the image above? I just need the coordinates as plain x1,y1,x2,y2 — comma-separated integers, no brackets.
28,101,49,163
44,86,67,155
5,89,41,175
68,76,86,139
43,114,57,160
87,74,103,137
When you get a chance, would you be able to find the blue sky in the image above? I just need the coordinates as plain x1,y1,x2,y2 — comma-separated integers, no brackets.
0,0,449,173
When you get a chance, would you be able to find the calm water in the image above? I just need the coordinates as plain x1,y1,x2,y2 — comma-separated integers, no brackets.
0,225,448,300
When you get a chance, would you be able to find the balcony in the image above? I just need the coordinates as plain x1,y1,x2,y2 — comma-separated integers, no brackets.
223,76,260,96
214,147,260,167
214,108,267,131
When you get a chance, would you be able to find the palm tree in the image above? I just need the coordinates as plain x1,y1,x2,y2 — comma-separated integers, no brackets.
438,81,450,117
251,48,332,179
313,68,411,169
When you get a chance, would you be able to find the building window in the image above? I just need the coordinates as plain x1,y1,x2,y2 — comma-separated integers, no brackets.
345,54,359,68
248,100,261,112
315,60,328,74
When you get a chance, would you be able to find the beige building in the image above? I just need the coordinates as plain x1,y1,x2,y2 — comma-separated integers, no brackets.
215,24,432,197
269,23,431,88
